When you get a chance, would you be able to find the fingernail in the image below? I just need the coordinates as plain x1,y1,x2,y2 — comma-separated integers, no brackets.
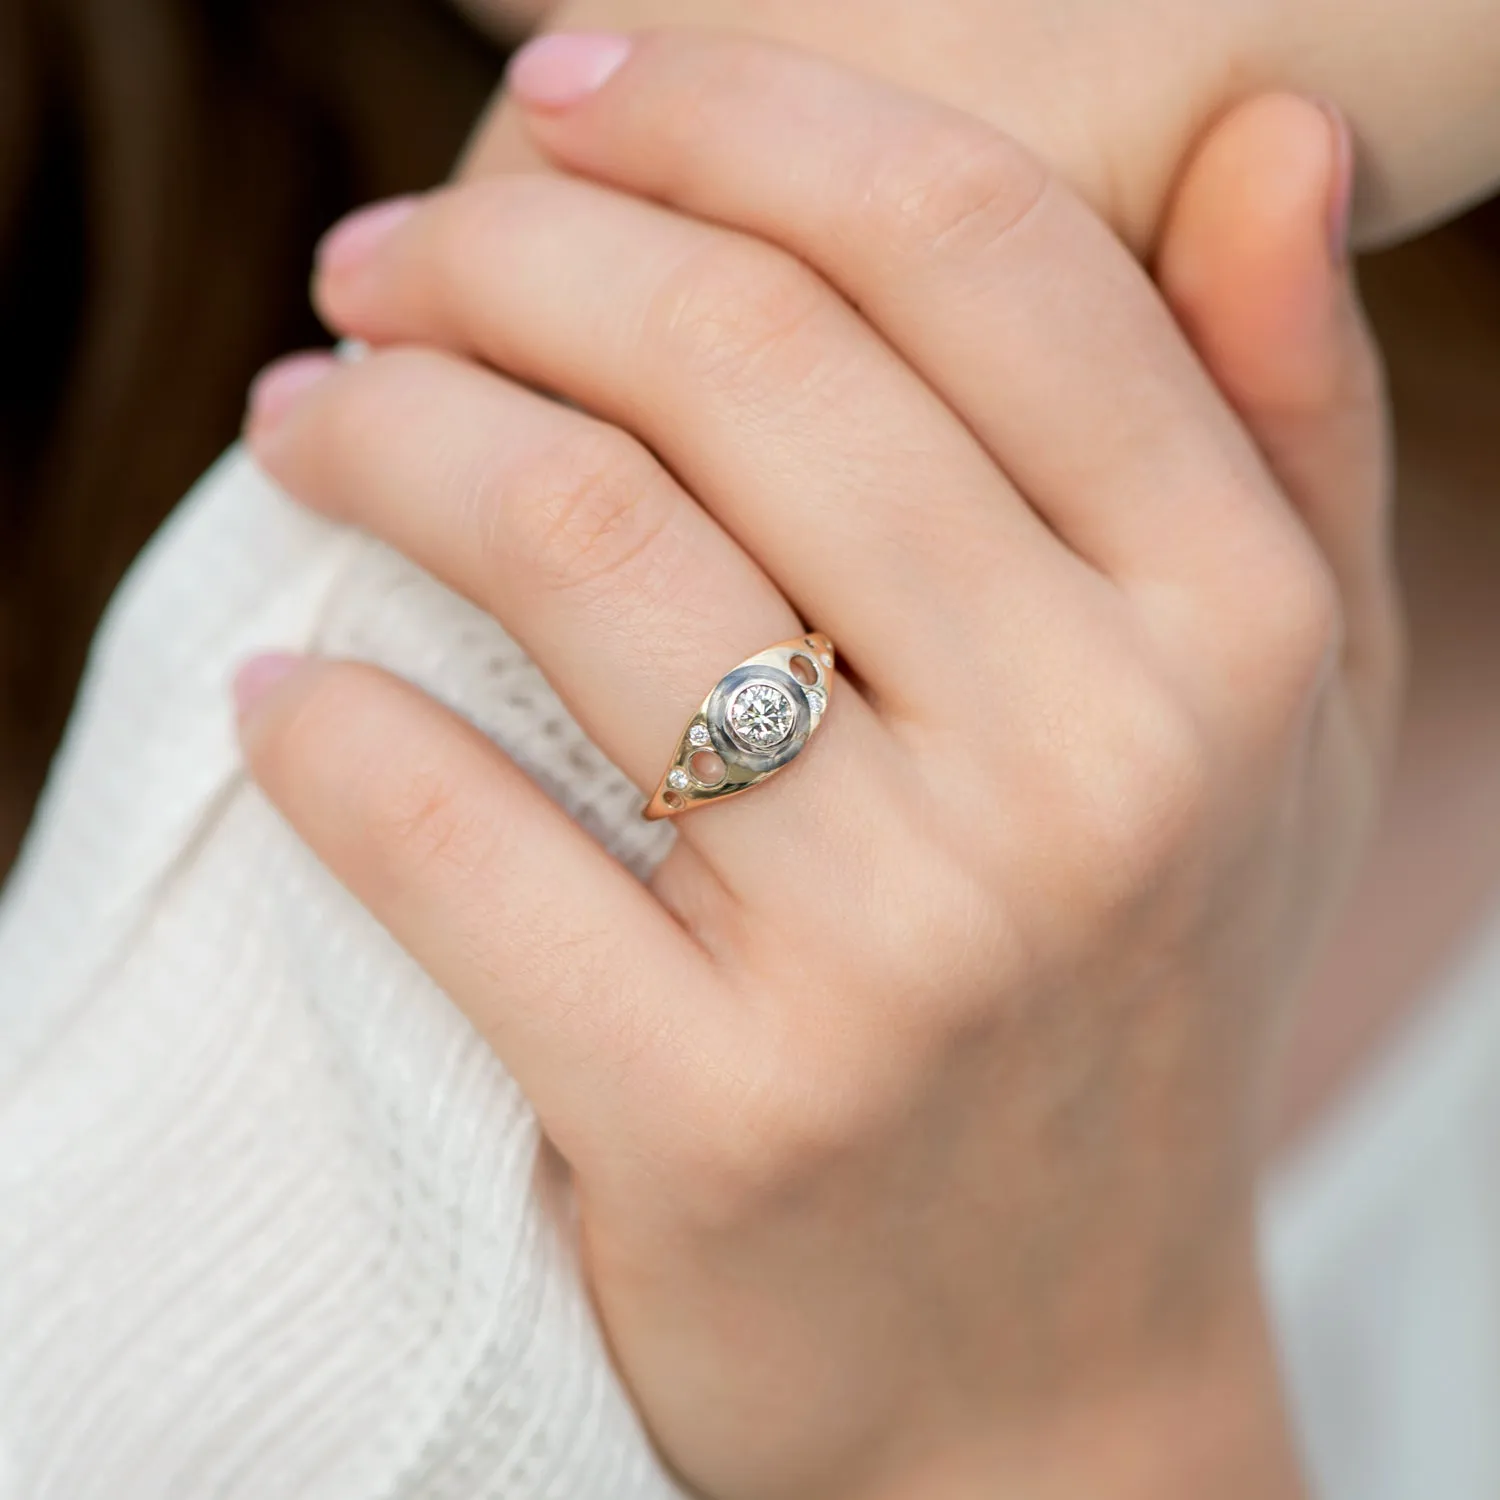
245,352,337,436
1319,100,1354,265
234,653,303,719
508,32,632,108
317,195,420,275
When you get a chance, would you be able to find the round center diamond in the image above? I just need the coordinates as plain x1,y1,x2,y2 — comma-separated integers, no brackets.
727,682,796,751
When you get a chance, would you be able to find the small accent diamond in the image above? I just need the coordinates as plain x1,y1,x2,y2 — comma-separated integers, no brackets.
727,682,796,750
667,768,691,791
688,723,711,747
820,652,834,669
805,688,826,716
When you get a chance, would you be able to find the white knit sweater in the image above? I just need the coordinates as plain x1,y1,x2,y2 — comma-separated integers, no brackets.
1,450,1497,1499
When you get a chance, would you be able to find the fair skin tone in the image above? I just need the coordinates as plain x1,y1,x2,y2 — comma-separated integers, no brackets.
233,32,1399,1499
1274,228,1500,1147
205,0,1500,1494
450,0,1500,1157
458,0,1500,250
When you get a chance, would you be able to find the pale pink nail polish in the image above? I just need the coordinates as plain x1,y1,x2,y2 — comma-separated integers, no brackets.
317,196,421,275
508,33,632,108
1320,101,1355,265
234,653,303,719
245,352,337,435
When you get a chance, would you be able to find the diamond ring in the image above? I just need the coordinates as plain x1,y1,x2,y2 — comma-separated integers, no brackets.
643,634,836,820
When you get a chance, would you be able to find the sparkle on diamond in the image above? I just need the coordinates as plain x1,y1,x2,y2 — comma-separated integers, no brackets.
727,682,796,750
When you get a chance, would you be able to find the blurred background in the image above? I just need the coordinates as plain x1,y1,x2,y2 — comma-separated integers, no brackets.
0,0,1495,886
0,0,514,872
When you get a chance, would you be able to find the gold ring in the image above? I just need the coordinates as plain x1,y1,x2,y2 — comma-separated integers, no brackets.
644,634,836,820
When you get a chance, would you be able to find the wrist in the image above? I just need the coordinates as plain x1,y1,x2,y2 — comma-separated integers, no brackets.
856,1249,1306,1500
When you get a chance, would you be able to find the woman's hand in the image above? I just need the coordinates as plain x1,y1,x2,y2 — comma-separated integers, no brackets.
460,0,1500,253
237,35,1397,1500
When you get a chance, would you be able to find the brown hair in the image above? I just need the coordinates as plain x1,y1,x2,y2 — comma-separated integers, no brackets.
0,0,504,866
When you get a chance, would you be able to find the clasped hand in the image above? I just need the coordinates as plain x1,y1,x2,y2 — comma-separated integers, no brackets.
237,32,1398,1500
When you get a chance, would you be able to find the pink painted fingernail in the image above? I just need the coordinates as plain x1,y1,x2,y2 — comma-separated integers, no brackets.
1319,101,1354,265
317,196,420,275
508,33,632,108
245,352,337,436
234,653,304,719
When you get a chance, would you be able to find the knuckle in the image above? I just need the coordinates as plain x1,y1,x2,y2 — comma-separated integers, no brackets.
1066,688,1215,902
672,897,1019,1228
646,237,830,395
374,760,492,887
1235,541,1345,713
864,120,1048,258
507,427,672,595
849,860,1014,1025
1265,555,1344,696
679,1052,874,1224
339,683,491,877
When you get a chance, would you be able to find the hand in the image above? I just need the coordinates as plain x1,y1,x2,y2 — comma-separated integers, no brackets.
459,0,1500,253
237,35,1397,1500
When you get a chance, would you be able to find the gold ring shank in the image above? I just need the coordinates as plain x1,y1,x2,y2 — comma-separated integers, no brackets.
643,634,835,821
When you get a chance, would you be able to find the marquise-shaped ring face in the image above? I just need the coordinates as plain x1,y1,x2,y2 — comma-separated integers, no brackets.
645,634,835,820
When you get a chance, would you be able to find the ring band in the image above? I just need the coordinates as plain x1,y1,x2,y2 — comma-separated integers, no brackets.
643,634,836,820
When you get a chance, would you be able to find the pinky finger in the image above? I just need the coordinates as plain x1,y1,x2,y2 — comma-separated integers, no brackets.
234,653,716,1158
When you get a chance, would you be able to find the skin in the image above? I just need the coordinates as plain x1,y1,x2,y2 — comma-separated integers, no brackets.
450,0,1500,1157
453,0,1500,1158
455,0,1500,250
1275,228,1500,1147
235,34,1394,1500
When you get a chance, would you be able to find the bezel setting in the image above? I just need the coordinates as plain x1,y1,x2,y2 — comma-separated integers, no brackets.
705,666,812,774
645,633,835,820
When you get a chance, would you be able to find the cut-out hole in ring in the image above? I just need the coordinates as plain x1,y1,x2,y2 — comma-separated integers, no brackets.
663,791,686,811
689,750,727,786
790,653,819,686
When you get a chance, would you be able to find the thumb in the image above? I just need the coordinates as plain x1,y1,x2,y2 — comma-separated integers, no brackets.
1156,94,1402,745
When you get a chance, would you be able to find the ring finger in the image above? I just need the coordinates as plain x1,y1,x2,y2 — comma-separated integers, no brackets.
310,173,1096,716
245,344,898,892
